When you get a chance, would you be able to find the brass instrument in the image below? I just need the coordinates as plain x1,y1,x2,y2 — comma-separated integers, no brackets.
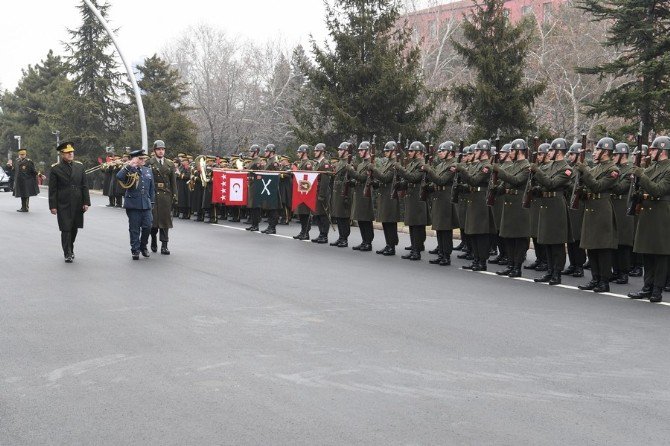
194,155,209,185
85,164,103,174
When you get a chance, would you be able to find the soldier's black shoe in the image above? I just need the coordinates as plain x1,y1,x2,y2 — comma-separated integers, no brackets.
16,208,28,212
572,267,584,278
496,266,513,276
615,274,628,285
497,256,509,266
650,288,663,303
312,236,328,244
161,243,170,255
401,251,418,260
578,279,599,291
490,254,505,265
429,248,439,255
472,261,487,272
534,273,552,283
609,271,621,283
439,257,451,266
548,273,561,286
264,228,276,235
330,239,342,246
628,266,643,277
150,236,158,253
336,240,348,248
298,233,310,241
141,249,150,258
359,244,372,252
293,232,304,239
628,285,652,299
132,252,140,260
524,260,540,270
593,281,610,293
534,262,548,271
462,262,476,270
429,256,444,265
561,265,576,275
383,247,396,256
64,254,74,263
408,252,421,261
376,246,390,254
352,244,363,251
508,268,522,278
456,252,470,260
453,241,465,251
246,226,259,232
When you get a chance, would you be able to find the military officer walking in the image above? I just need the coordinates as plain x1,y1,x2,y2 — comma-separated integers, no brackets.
148,140,177,255
48,142,91,262
13,148,39,212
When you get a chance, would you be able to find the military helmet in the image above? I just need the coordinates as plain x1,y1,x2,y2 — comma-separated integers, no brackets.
338,142,350,151
297,144,309,154
499,143,512,153
384,141,398,152
510,138,527,151
249,144,261,153
538,143,551,154
614,143,630,154
650,136,670,150
568,143,582,154
152,140,166,150
408,141,426,152
358,141,371,151
314,143,326,152
462,145,473,155
475,140,491,151
265,144,276,153
595,137,615,151
550,138,568,151
438,141,456,152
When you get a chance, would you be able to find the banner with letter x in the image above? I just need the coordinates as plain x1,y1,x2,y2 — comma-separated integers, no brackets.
253,173,280,209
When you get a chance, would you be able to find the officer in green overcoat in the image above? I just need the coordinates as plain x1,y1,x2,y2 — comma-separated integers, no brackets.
310,143,332,244
293,145,314,240
563,142,587,278
371,141,402,256
13,148,39,212
524,143,551,272
628,136,670,303
395,141,429,260
148,140,177,254
346,141,375,251
330,142,353,247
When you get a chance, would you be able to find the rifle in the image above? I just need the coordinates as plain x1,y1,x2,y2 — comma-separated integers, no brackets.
521,136,540,209
626,126,645,216
568,133,588,210
363,134,377,198
451,140,465,204
419,135,435,201
486,132,501,207
390,133,404,199
341,142,355,197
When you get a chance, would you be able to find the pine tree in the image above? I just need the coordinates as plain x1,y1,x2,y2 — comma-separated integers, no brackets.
119,55,198,152
451,0,544,140
577,0,670,140
292,0,441,145
64,0,126,154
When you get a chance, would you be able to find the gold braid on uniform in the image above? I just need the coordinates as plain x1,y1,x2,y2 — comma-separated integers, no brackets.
117,171,140,189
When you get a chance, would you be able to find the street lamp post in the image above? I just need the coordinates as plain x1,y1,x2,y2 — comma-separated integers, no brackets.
82,0,148,152
52,130,61,162
12,135,21,159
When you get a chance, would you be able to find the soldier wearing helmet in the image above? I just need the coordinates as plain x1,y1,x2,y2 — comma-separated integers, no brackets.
260,144,283,235
523,141,551,273
609,142,635,284
394,141,429,260
329,142,354,247
454,145,476,259
370,141,402,255
293,144,314,240
455,140,496,271
628,135,670,302
529,138,573,285
345,141,375,251
421,141,460,265
244,145,264,232
563,141,587,279
572,137,619,293
491,139,531,277
310,143,332,244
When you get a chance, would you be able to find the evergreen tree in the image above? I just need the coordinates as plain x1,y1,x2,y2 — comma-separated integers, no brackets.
451,0,544,140
64,0,126,155
577,0,670,140
292,0,441,145
119,55,198,152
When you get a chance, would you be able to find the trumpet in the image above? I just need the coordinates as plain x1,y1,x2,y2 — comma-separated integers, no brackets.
85,164,103,174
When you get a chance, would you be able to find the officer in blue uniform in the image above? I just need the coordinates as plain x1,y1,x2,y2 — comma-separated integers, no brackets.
117,149,155,260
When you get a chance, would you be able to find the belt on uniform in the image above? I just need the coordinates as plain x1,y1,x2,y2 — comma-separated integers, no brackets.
157,182,165,188
541,192,559,197
586,193,611,200
435,185,451,191
470,186,485,192
505,189,520,195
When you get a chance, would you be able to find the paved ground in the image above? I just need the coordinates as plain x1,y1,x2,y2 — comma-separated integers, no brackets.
1,190,669,445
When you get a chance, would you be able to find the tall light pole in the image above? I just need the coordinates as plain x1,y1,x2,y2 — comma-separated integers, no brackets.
12,135,21,159
82,0,148,152
52,130,61,162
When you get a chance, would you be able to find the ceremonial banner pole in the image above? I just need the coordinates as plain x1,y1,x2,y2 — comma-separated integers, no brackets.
83,0,148,152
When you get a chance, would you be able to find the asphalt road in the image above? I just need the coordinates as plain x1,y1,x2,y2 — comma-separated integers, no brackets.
1,190,669,445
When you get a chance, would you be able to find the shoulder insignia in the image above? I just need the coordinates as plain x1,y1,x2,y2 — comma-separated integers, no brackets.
610,170,619,179
565,169,572,177
324,164,330,170
482,166,490,174
165,158,173,163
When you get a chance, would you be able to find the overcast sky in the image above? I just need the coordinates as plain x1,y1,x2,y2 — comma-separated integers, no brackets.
0,0,334,91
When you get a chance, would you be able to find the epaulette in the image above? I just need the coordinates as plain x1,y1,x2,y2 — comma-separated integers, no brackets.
74,161,83,164
165,158,173,164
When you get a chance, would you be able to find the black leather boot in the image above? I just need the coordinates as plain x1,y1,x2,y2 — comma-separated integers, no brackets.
592,281,610,293
150,234,158,253
548,272,561,286
561,265,576,275
650,287,663,303
628,285,653,299
578,278,600,291
161,242,170,255
534,271,553,283
383,247,396,256
496,266,513,276
615,274,628,285
429,255,444,265
572,267,584,278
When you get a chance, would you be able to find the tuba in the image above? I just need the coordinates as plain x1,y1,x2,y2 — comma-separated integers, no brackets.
194,155,209,185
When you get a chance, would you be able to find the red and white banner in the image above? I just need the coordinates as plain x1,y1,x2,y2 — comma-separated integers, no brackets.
292,172,320,212
212,170,248,205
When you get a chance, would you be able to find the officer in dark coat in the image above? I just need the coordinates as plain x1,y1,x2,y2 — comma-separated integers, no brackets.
330,142,353,247
574,137,620,293
101,152,115,207
48,142,91,262
421,141,459,265
493,139,530,277
310,143,332,243
261,144,282,234
346,141,375,251
176,156,192,219
531,138,574,285
628,136,670,302
148,140,177,254
371,141,402,256
395,141,429,260
563,142,587,278
13,148,39,212
117,149,155,260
